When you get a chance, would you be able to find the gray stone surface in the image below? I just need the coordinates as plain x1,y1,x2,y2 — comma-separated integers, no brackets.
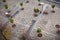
0,0,60,40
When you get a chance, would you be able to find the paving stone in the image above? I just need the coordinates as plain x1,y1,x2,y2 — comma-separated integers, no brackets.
1,0,60,40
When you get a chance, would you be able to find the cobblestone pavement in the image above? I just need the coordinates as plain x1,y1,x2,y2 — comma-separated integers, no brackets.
0,0,60,40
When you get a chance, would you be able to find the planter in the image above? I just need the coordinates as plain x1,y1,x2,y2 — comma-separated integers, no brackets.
51,10,55,13
37,33,42,37
51,4,55,13
21,8,24,10
12,24,16,28
43,11,48,15
20,3,24,10
26,1,29,3
55,24,60,34
55,24,60,28
38,3,41,6
34,13,38,17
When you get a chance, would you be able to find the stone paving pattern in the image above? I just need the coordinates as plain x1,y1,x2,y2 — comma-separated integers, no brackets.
0,0,60,40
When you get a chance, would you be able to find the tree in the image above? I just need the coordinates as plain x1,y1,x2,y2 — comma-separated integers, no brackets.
20,3,23,6
9,18,16,28
38,0,41,6
2,0,6,2
9,18,14,23
37,28,42,37
34,8,39,13
51,4,55,9
20,2,24,10
51,4,55,13
33,8,39,17
38,0,40,2
37,28,41,33
4,5,8,9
